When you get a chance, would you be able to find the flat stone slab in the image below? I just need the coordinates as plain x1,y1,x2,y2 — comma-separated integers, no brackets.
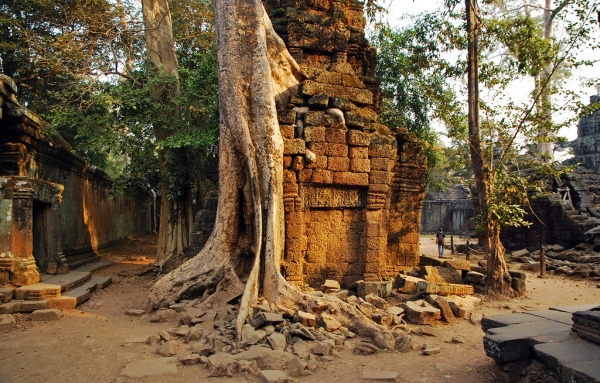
119,357,178,378
562,360,600,382
43,271,91,292
526,310,573,325
550,304,600,313
482,313,546,332
484,320,572,363
530,331,579,346
361,369,399,381
76,259,115,273
534,338,600,366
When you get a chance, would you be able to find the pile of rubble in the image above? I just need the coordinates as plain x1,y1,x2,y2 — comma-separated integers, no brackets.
513,239,600,280
118,259,486,381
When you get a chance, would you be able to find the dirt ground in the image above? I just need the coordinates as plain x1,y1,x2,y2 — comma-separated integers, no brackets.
1,234,599,383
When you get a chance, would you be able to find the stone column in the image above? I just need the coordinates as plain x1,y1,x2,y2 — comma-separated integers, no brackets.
48,185,69,274
10,185,40,286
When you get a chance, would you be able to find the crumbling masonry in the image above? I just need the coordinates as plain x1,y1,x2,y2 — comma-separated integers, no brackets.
264,0,427,287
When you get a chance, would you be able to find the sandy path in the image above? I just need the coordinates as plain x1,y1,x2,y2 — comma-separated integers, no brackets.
0,235,598,383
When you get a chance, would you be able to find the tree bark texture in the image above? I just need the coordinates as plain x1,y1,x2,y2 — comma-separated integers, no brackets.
148,0,395,349
466,0,513,296
142,0,193,266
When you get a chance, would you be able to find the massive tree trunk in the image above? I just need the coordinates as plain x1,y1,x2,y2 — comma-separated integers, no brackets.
148,0,394,349
466,0,513,296
141,0,192,266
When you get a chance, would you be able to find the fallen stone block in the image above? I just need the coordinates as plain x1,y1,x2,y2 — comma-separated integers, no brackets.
572,310,600,344
323,279,341,290
395,335,412,353
361,369,399,381
395,275,425,293
418,266,462,284
186,327,203,342
365,294,388,310
125,308,146,317
258,370,292,383
267,332,287,351
190,343,215,356
31,309,63,321
465,271,486,285
119,357,178,378
150,309,181,323
356,280,392,298
313,339,335,356
319,313,341,331
175,325,190,337
441,259,471,272
416,281,474,296
241,324,267,345
286,356,308,376
358,301,375,316
386,306,405,316
157,341,176,357
419,256,444,267
249,312,284,328
435,297,457,325
512,249,530,257
0,314,15,330
354,341,379,355
234,345,294,370
208,353,237,377
179,353,200,365
422,347,441,355
403,300,440,325
297,311,316,327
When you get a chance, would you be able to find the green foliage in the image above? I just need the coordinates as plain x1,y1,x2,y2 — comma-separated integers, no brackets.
371,14,467,187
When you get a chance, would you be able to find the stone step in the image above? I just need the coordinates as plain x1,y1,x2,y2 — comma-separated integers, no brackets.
14,283,62,301
57,276,113,309
76,259,115,273
534,338,600,382
0,276,112,313
43,271,92,293
483,319,572,363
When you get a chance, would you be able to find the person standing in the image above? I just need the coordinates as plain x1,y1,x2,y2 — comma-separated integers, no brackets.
436,228,445,258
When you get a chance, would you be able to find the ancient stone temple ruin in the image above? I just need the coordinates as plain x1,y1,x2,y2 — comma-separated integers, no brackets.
0,75,151,286
264,0,427,287
571,95,600,171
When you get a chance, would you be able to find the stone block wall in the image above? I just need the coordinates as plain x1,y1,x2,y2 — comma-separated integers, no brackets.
571,95,600,171
0,75,151,285
265,0,427,288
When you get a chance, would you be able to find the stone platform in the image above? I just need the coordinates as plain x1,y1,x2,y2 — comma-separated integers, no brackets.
483,304,600,382
0,260,114,313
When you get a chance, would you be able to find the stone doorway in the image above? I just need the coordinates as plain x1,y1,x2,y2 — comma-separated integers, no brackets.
32,200,52,272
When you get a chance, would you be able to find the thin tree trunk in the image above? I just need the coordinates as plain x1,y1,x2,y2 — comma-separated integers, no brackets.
537,0,554,158
466,0,512,296
148,0,395,349
141,0,192,265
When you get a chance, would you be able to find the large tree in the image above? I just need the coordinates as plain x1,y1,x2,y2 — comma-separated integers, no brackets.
148,0,395,348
